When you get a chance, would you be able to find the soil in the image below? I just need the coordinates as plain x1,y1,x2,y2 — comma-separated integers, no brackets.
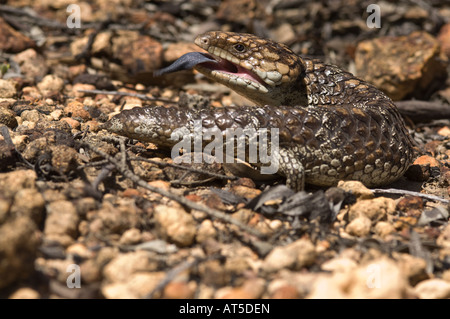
1,0,450,299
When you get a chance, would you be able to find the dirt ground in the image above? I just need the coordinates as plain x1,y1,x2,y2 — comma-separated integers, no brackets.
1,0,450,299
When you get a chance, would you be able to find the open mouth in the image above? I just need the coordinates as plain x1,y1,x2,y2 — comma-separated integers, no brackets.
196,52,268,93
153,50,268,93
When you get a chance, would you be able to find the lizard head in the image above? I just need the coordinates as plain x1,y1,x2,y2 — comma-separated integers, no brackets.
194,31,305,106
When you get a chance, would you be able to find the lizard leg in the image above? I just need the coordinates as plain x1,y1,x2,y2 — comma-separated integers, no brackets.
276,148,305,191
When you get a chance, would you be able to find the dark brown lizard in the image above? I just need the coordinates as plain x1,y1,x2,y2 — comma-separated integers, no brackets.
103,31,416,191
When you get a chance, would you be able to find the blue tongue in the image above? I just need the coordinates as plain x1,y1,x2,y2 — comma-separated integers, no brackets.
154,52,217,76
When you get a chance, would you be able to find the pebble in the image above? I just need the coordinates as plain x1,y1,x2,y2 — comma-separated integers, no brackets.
413,155,441,167
0,107,18,128
119,228,142,245
103,250,159,283
103,272,166,299
414,279,450,299
64,100,91,120
217,278,266,299
345,216,372,237
111,31,163,75
13,49,48,79
437,23,450,58
437,224,450,250
50,144,80,174
374,221,395,239
0,169,37,198
0,216,41,289
348,197,396,221
321,257,358,273
10,188,45,224
163,281,196,299
196,219,218,243
355,31,447,100
269,283,300,299
9,287,40,299
0,16,34,52
37,75,65,96
44,200,80,246
262,238,316,272
153,205,196,247
394,253,429,286
307,257,410,298
0,79,17,98
337,181,374,199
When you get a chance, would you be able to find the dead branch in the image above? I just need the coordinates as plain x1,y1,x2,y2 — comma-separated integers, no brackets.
372,188,449,204
395,100,450,123
78,138,266,239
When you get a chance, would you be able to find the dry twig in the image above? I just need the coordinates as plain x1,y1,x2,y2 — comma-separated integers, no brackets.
79,138,266,239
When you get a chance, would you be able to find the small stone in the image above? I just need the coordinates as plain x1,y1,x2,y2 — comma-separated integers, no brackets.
80,259,102,283
10,188,45,224
218,278,266,299
60,117,81,129
64,100,91,120
0,107,18,128
262,238,316,272
413,155,441,167
37,75,64,96
50,109,63,120
348,197,396,221
0,16,34,52
355,31,447,100
163,281,195,299
153,205,196,247
0,170,37,198
50,145,80,174
9,287,40,299
0,216,41,289
102,272,166,299
271,23,296,44
71,83,96,98
442,269,450,282
395,253,429,286
103,250,159,283
111,31,163,75
21,109,43,123
437,224,450,250
374,221,395,239
321,257,358,273
101,282,137,299
0,79,17,98
66,243,92,259
196,219,218,243
337,180,374,199
44,200,80,246
438,126,450,137
13,49,48,79
307,257,410,298
92,31,113,55
271,284,300,299
198,259,231,286
119,228,142,245
414,279,450,299
230,185,261,200
345,216,371,237
437,23,450,58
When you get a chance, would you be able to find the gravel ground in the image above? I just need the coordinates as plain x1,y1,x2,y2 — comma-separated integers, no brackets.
1,0,450,299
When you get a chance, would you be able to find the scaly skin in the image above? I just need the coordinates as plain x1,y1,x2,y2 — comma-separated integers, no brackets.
104,31,416,190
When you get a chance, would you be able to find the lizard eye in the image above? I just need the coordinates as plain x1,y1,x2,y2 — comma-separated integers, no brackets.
233,44,246,52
